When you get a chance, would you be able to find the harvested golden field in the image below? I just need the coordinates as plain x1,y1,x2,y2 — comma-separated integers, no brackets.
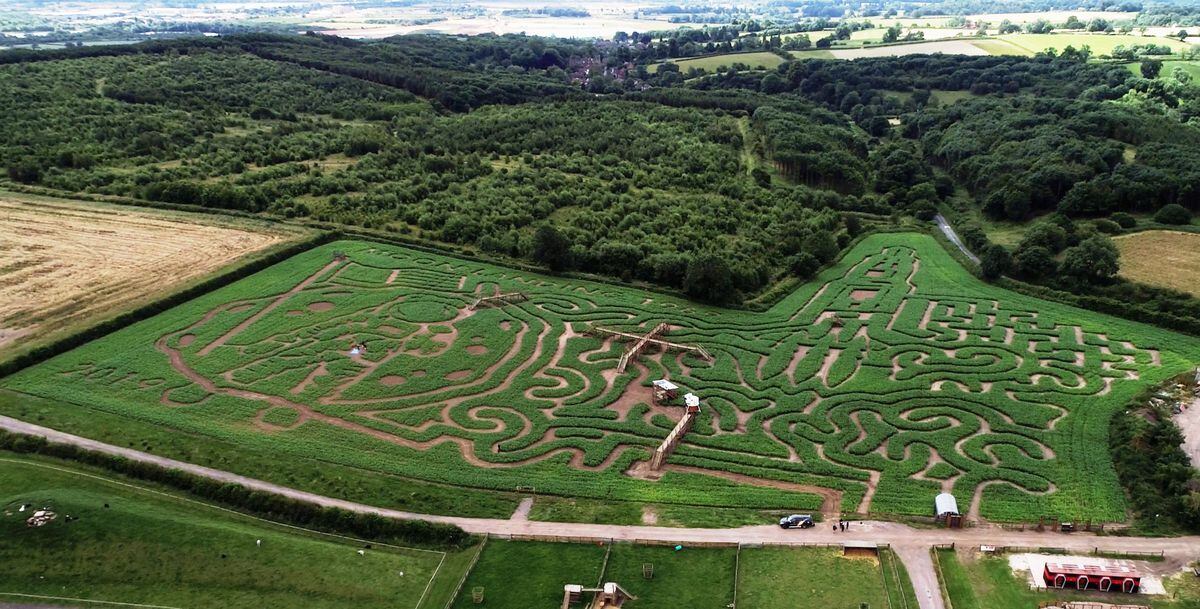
0,193,296,356
1114,230,1200,297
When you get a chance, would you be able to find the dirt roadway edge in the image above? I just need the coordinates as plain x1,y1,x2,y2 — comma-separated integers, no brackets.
3,415,1198,609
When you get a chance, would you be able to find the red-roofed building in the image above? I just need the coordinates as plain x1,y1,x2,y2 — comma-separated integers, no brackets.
1043,562,1141,593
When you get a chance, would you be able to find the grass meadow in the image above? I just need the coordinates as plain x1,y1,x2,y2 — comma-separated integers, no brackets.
0,453,468,609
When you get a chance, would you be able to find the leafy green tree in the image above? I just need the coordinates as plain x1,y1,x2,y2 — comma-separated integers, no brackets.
1154,203,1192,225
683,253,737,303
1141,59,1163,79
1110,212,1137,228
1014,245,1057,280
979,244,1012,280
1019,223,1069,254
532,224,573,272
1060,235,1120,283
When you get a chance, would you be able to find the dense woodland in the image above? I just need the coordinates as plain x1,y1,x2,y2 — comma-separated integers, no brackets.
2,32,1200,316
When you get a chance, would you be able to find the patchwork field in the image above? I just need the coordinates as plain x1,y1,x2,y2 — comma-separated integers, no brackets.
997,33,1195,56
1114,230,1200,298
449,540,909,609
0,192,295,357
3,233,1197,522
0,454,465,609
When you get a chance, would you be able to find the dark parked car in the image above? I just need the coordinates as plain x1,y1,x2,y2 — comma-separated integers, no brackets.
778,514,814,529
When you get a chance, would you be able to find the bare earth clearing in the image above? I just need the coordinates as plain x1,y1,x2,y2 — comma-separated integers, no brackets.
1113,230,1200,298
0,194,288,354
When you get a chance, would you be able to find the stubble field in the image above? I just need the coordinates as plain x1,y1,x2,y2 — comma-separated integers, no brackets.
0,193,294,357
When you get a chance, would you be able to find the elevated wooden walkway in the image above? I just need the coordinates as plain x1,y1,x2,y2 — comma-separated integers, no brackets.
589,323,712,373
470,292,528,310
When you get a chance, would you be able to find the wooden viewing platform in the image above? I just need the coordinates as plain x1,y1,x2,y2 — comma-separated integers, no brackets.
589,323,712,373
650,393,700,470
470,292,528,310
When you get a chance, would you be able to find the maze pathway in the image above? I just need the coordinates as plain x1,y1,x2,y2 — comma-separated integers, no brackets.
22,234,1197,522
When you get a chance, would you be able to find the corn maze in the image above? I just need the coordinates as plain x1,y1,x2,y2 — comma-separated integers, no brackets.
7,234,1198,521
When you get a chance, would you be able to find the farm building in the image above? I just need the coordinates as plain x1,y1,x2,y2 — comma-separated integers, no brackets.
1042,562,1142,592
935,492,961,528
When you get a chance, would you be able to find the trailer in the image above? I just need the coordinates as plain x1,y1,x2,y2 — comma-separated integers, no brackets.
1043,562,1142,593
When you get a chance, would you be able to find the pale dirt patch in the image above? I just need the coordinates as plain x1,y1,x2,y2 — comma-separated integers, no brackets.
445,370,472,381
1176,397,1200,469
0,194,287,354
308,301,334,312
849,289,878,301
178,334,196,347
466,345,488,355
380,375,406,387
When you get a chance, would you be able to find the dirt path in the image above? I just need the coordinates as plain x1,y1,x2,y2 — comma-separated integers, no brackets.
510,497,533,521
198,257,342,356
3,415,1199,609
1177,396,1200,469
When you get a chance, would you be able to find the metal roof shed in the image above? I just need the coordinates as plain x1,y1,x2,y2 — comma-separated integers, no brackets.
935,492,959,516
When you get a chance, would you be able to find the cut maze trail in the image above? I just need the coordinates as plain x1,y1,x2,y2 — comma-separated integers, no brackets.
33,236,1179,521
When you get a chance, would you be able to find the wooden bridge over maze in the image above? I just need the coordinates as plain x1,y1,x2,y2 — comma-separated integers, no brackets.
470,291,528,310
589,323,713,373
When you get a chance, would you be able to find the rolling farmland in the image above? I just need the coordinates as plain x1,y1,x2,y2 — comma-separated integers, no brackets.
4,233,1197,522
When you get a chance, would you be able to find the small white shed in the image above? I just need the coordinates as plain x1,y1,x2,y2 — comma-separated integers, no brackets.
935,492,961,527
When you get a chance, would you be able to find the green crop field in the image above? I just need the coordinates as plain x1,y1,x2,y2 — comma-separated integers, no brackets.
3,232,1198,521
0,454,465,609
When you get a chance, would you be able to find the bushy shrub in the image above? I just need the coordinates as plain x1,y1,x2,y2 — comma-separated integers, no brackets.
1154,204,1192,225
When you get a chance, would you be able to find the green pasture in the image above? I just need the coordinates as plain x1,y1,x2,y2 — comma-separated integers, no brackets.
935,548,1200,609
737,546,916,609
4,232,1199,522
451,540,606,608
604,544,736,609
0,453,464,609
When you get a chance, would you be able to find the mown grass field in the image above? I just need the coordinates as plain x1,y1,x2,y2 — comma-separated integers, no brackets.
1114,230,1200,297
935,548,1200,609
738,546,917,609
0,453,469,609
3,233,1198,522
450,540,606,609
447,541,909,609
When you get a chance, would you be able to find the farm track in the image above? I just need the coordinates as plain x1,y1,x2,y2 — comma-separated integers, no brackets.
3,414,1199,609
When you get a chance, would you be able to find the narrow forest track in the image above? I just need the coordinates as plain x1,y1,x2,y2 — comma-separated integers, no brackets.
3,415,1198,609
